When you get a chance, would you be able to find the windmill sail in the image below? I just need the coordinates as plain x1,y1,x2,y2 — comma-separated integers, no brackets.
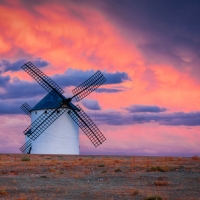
24,102,66,140
20,107,68,153
20,139,32,154
72,70,106,102
20,103,32,117
68,105,106,147
22,62,64,95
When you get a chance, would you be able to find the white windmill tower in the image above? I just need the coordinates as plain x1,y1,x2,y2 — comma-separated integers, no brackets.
23,92,79,154
20,62,106,155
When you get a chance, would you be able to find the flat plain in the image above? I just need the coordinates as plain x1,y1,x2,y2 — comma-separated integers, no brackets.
0,154,200,200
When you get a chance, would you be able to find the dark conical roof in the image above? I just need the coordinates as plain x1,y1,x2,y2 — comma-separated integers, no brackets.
31,91,66,111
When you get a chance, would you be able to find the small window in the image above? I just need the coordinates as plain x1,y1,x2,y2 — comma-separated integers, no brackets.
57,110,60,114
35,111,37,114
45,110,47,114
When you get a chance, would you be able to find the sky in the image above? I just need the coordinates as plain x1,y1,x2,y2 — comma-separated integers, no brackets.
0,0,200,156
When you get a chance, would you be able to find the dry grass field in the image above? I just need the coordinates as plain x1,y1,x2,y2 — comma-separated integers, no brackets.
0,154,200,200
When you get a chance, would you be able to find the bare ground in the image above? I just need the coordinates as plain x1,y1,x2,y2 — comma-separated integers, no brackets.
0,154,200,200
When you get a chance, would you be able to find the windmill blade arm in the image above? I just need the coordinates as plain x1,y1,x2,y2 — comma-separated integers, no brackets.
19,139,32,154
25,105,68,141
25,129,32,136
20,103,32,117
24,100,61,137
68,101,80,111
72,70,106,102
68,105,106,147
21,106,68,153
21,62,64,97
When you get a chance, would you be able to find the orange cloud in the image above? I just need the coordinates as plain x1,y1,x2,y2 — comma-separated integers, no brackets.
0,2,143,73
1,1,199,113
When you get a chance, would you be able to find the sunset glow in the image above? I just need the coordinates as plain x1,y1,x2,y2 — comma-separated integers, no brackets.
0,0,200,156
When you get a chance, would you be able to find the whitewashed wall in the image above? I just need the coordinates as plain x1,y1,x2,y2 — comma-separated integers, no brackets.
29,109,79,155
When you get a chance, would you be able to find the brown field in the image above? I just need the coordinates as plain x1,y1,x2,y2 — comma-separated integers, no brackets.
0,154,200,200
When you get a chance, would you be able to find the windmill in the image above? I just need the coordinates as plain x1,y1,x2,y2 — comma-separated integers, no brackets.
20,62,106,154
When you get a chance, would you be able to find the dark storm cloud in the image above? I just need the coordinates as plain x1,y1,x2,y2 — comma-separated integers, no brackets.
0,58,58,99
124,105,167,113
0,75,46,100
0,75,10,87
33,59,49,68
98,0,200,79
95,88,123,93
89,110,200,126
0,102,23,114
82,99,101,110
0,67,129,99
0,58,49,73
52,68,131,88
104,71,131,84
0,99,36,115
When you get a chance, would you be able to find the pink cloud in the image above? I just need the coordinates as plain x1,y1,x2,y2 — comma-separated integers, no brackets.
81,124,200,156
